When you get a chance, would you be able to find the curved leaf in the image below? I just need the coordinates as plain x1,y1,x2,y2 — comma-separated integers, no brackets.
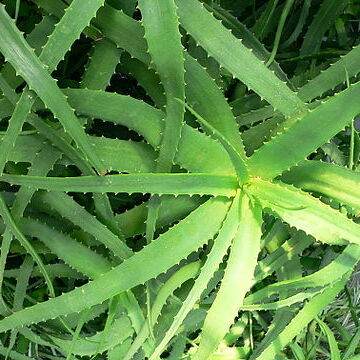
179,100,248,183
247,179,360,246
248,81,360,179
81,38,121,91
34,191,132,259
281,161,360,212
20,217,112,280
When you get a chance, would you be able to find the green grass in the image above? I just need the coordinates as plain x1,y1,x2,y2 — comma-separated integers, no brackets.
0,0,359,359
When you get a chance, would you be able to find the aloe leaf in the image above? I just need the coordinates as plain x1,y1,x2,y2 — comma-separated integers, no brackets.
116,195,202,239
63,88,164,149
2,2,358,358
119,55,166,107
173,122,234,175
0,4,105,173
298,44,360,102
138,2,186,329
0,134,43,164
322,142,346,166
247,179,360,246
25,114,122,238
175,0,307,119
26,115,92,174
1,173,238,197
167,337,188,360
117,291,155,358
241,113,283,156
17,135,154,174
281,161,360,212
34,191,132,260
343,327,360,360
11,144,61,219
15,327,56,350
115,0,137,15
95,5,150,64
205,2,291,86
345,355,360,360
81,38,121,91
193,193,262,360
252,0,279,40
1,15,57,88
282,0,311,48
0,197,230,332
236,103,275,127
242,44,360,157
107,340,133,360
148,193,240,360
248,82,360,180
92,296,120,358
89,137,156,173
4,264,83,280
188,36,225,91
184,55,246,157
231,93,268,117
266,0,296,67
20,217,112,279
248,257,302,360
179,100,248,183
138,0,185,173
5,126,125,246
73,9,238,174
27,15,58,56
0,147,60,309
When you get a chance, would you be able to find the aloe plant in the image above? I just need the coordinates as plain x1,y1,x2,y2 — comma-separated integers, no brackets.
0,0,359,359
